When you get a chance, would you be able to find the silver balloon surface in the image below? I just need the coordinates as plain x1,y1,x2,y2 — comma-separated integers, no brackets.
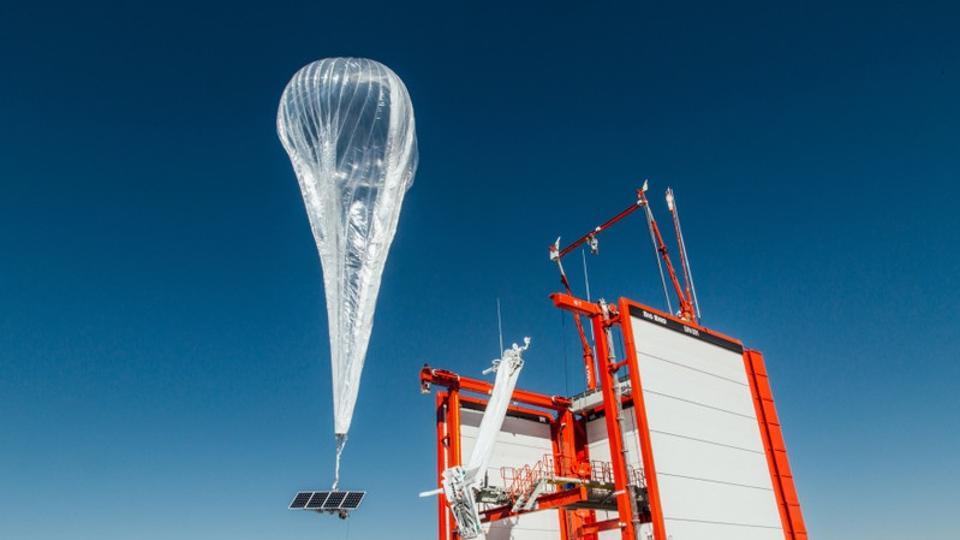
278,58,417,438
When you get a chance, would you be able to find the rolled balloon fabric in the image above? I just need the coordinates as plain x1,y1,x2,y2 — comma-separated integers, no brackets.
277,58,418,446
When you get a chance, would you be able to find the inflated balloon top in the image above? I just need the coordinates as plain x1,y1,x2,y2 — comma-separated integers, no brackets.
277,58,417,486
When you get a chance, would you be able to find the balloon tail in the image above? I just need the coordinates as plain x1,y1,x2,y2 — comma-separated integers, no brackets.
332,434,347,490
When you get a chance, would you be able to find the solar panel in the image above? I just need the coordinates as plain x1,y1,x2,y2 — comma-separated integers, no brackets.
289,490,365,514
289,492,312,509
306,491,329,509
323,491,347,509
341,492,365,509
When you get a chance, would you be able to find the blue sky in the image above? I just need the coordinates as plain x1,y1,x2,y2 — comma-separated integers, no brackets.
1,1,958,539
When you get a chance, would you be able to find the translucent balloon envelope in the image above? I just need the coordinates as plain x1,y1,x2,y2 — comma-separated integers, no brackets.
277,58,417,475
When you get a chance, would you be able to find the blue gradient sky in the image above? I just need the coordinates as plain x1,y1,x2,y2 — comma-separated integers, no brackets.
1,2,958,539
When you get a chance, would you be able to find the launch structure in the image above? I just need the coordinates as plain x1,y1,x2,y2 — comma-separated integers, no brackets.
421,185,807,540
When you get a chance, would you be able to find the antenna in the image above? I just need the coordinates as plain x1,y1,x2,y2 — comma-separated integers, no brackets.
496,298,504,355
637,185,697,322
581,250,593,301
581,250,596,342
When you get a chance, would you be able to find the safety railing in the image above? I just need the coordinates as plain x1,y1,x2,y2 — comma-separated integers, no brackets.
500,454,645,504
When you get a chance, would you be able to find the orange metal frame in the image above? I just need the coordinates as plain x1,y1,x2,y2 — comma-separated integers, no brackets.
424,293,806,539
614,295,805,540
744,350,808,539
424,190,805,539
424,368,599,540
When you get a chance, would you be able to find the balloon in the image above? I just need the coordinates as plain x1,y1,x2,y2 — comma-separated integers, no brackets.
277,58,418,483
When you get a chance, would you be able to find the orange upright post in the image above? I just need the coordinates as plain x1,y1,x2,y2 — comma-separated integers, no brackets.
744,350,808,540
447,390,462,540
591,312,638,540
436,393,451,540
618,299,668,540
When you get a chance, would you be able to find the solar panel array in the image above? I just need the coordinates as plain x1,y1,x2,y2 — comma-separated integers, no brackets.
289,491,366,512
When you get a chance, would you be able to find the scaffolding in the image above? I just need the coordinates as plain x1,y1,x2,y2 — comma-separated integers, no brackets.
420,188,808,540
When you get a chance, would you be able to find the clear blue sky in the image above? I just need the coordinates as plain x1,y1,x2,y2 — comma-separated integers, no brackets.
1,2,957,539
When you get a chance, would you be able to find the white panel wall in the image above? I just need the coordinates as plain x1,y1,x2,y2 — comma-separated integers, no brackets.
459,408,560,540
586,414,652,540
629,316,783,540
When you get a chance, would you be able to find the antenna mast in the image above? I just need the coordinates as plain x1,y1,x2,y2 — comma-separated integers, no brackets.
551,183,698,335
496,298,505,354
549,246,598,390
665,188,701,319
635,187,697,323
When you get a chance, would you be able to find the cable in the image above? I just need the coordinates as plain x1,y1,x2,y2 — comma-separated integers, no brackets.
496,298,504,355
581,249,596,343
643,205,673,314
675,207,702,319
560,309,570,395
581,249,593,301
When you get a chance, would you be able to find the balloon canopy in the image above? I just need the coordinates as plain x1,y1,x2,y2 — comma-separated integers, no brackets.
277,58,418,442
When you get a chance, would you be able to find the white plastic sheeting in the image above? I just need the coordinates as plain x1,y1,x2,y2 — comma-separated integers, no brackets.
458,409,560,540
277,58,418,483
465,339,528,482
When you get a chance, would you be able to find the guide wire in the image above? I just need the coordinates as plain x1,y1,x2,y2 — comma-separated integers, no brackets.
581,249,596,343
674,199,702,318
560,309,570,395
333,434,347,490
643,204,674,315
553,256,598,390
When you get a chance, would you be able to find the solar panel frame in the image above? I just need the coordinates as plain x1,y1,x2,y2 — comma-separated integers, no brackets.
289,492,313,509
306,491,330,509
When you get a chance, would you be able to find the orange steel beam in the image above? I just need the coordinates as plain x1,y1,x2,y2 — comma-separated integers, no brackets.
554,199,645,260
420,366,571,411
578,518,625,536
552,408,592,540
551,292,602,317
617,298,667,540
745,349,808,539
570,310,598,390
481,486,589,523
435,393,449,540
448,390,462,469
446,390,462,540
571,409,598,539
551,413,572,540
590,313,638,540
553,292,636,539
548,290,600,391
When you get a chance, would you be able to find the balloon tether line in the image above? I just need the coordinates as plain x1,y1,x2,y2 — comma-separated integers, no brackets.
333,433,347,490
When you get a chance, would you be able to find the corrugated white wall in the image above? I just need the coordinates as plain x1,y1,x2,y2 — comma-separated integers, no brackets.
586,413,655,539
629,316,784,540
